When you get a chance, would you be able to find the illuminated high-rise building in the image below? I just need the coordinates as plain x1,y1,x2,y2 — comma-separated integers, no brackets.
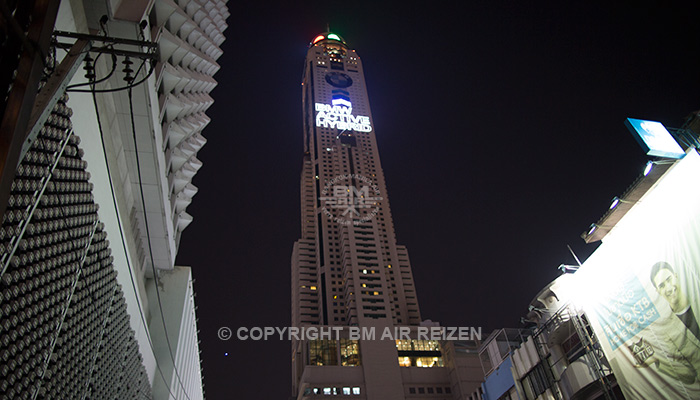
291,32,483,400
293,31,421,333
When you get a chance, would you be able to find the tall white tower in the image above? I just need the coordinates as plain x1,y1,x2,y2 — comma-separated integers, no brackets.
289,33,487,400
291,32,486,400
292,32,421,331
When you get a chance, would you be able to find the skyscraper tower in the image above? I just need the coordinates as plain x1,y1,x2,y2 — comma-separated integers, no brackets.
291,33,483,400
292,31,421,331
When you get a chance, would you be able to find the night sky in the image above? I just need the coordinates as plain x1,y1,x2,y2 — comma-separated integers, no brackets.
174,2,699,398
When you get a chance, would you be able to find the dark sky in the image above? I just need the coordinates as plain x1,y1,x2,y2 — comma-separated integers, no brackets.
174,2,699,398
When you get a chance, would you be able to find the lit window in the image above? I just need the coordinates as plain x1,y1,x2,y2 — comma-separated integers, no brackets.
310,286,317,290
309,340,338,366
343,387,351,395
323,387,331,395
352,387,360,395
340,339,360,366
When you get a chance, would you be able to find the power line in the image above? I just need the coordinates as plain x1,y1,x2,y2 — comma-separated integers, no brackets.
126,84,194,400
90,86,179,400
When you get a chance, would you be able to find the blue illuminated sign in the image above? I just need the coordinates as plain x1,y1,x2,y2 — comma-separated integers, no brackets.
625,118,685,159
331,89,351,108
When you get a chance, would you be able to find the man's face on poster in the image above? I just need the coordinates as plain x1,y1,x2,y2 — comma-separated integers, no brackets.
653,268,681,310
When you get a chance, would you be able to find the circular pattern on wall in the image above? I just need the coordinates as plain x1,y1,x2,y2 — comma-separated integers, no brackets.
325,72,353,88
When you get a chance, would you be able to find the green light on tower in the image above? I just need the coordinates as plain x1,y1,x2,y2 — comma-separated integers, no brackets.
327,33,341,41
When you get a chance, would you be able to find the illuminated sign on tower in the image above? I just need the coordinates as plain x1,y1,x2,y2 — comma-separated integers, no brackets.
314,102,371,132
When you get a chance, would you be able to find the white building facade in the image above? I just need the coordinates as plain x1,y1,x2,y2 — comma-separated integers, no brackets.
0,0,228,398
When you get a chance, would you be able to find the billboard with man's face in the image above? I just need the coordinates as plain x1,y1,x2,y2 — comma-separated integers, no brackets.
571,150,700,399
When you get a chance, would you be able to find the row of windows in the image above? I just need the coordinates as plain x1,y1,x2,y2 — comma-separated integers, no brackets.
408,386,451,395
304,387,361,396
520,362,551,399
308,339,360,367
396,340,440,352
398,356,444,368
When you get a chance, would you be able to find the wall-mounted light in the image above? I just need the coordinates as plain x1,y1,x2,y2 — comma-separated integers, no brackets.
609,197,620,210
528,305,546,313
587,224,597,235
609,196,634,210
558,264,579,273
643,160,653,176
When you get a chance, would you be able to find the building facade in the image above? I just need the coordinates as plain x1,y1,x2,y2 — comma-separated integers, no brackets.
510,276,622,400
473,329,528,400
291,32,482,400
0,0,228,398
508,116,700,400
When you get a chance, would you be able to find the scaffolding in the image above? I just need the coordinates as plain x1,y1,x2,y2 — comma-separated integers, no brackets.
524,303,618,400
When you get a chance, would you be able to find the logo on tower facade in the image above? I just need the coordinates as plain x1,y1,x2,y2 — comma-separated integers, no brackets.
314,102,372,132
319,174,382,225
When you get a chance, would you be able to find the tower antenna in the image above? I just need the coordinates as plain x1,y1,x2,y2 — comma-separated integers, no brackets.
326,23,330,33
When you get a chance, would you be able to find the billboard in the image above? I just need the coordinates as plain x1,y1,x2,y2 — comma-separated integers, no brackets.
625,118,686,159
570,150,700,399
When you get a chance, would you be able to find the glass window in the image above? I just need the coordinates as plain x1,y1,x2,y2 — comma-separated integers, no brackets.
395,340,443,367
340,339,360,366
521,362,550,399
352,387,360,395
308,340,338,366
415,356,443,367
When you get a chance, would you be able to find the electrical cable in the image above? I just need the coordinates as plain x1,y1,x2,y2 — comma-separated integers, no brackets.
39,26,192,399
69,57,155,93
90,83,179,400
66,51,118,90
127,84,194,400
